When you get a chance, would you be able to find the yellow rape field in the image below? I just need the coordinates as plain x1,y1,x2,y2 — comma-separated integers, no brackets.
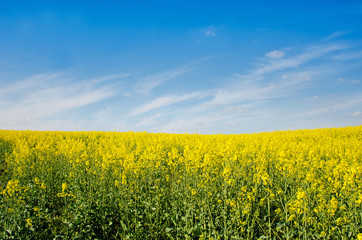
0,126,362,239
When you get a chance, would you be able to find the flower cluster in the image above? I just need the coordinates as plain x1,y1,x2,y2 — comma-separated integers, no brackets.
0,126,361,239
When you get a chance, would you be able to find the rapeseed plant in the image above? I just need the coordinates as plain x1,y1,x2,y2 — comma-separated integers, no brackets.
0,126,361,239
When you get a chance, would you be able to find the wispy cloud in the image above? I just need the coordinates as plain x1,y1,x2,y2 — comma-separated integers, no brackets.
130,92,204,116
338,78,360,84
0,73,118,129
86,73,132,84
0,73,63,96
254,44,347,75
148,110,231,133
196,70,318,113
2,34,360,133
331,51,362,60
200,46,336,108
131,113,165,130
350,111,362,117
323,30,352,41
205,30,216,37
265,50,285,59
135,66,193,94
296,94,362,117
137,39,358,133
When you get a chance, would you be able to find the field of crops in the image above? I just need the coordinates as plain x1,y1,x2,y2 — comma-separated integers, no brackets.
0,126,362,239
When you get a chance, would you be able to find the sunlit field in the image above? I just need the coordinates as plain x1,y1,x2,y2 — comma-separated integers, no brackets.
1,126,361,239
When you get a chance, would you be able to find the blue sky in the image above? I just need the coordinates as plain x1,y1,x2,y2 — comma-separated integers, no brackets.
1,1,362,133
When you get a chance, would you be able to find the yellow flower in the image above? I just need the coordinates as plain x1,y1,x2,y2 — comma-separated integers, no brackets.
26,218,32,227
57,192,67,198
357,233,362,240
191,188,197,196
356,194,362,204
62,182,68,192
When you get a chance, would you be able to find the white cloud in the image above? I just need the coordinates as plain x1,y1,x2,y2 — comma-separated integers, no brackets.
351,111,362,116
158,41,346,133
256,44,346,75
3,35,360,133
210,68,323,108
338,78,360,84
126,38,359,134
135,66,193,94
152,114,229,133
296,95,362,117
0,73,117,130
331,51,362,60
205,86,275,106
132,113,164,130
0,73,62,96
266,50,285,59
145,39,359,133
86,73,131,84
338,78,345,82
205,30,216,37
323,31,352,41
130,92,204,116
